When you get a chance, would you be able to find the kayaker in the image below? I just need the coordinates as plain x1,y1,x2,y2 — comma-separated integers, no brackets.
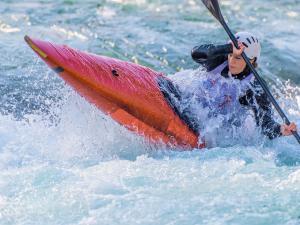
190,31,297,139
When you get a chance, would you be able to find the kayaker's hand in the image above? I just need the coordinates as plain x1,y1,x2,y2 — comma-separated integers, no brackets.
280,122,297,136
231,41,245,57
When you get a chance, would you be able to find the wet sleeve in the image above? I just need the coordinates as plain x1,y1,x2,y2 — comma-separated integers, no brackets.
239,85,282,139
191,44,232,71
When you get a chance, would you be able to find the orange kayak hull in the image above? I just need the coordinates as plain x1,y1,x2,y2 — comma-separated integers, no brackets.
24,36,205,149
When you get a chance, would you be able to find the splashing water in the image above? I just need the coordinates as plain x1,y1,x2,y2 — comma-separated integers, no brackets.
171,69,263,148
0,0,300,224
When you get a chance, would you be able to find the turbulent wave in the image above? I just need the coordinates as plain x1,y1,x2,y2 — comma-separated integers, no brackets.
0,0,300,224
171,69,263,148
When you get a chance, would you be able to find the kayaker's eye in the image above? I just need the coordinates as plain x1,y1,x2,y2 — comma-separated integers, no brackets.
112,69,119,77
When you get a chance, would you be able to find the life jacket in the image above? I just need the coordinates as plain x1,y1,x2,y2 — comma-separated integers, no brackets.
197,61,254,119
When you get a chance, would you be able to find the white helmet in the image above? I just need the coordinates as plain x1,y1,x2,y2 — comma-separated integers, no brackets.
234,31,261,61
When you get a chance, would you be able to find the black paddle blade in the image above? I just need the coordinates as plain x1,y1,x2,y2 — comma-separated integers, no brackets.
202,0,225,24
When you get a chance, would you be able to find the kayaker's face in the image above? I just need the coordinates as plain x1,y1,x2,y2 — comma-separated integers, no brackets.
228,54,255,75
228,53,246,75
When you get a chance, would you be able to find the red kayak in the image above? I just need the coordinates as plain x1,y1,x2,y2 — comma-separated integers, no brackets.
24,36,205,149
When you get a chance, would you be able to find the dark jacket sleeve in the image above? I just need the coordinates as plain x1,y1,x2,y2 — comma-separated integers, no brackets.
239,80,282,139
191,44,232,71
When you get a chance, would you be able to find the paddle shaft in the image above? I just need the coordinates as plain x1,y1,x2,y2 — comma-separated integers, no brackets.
221,22,300,144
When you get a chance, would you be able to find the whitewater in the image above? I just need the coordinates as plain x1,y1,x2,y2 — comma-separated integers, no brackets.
0,0,299,224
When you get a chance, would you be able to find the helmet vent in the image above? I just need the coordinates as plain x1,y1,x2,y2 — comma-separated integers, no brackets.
242,42,249,48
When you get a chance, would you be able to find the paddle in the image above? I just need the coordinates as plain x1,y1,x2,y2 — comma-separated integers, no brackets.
201,0,300,144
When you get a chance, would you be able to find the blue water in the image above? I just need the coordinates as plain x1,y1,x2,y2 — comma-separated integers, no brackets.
0,0,300,224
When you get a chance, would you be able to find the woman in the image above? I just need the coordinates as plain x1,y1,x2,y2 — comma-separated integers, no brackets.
190,31,297,139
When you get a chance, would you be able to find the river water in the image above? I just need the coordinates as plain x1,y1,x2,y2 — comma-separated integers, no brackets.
0,0,299,224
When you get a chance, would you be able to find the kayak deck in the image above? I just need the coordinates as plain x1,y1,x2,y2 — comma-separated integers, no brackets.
25,36,205,149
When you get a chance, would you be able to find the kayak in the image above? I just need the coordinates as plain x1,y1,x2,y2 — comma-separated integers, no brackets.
24,36,205,149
